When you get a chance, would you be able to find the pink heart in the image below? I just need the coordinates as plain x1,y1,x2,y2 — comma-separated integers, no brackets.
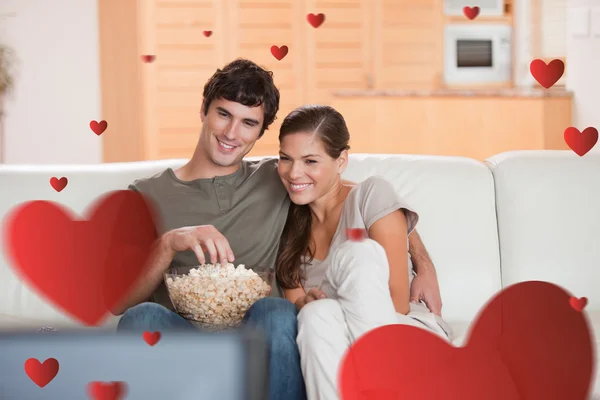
143,331,161,346
140,55,156,63
89,120,107,136
270,45,289,61
564,127,598,156
569,296,588,312
49,177,68,192
530,59,565,89
24,358,59,388
307,13,325,28
463,6,480,20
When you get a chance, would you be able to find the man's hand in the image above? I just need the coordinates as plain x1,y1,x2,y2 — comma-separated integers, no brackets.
295,288,327,311
408,230,443,316
410,268,443,316
164,225,234,266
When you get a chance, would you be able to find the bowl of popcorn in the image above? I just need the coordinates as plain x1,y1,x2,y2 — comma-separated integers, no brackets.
164,263,273,332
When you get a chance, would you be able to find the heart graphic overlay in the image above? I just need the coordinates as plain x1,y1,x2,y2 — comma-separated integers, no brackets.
530,59,565,89
570,296,588,312
463,6,480,20
89,120,108,136
339,281,594,400
307,13,326,28
24,358,59,388
3,190,159,326
50,177,68,192
359,388,400,400
203,30,212,37
346,228,367,242
270,45,289,61
140,55,155,63
143,331,161,346
87,381,127,400
564,127,598,156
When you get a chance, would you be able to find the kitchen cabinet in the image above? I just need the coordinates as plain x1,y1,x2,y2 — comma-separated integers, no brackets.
372,0,443,90
98,0,551,163
99,0,376,161
330,88,573,161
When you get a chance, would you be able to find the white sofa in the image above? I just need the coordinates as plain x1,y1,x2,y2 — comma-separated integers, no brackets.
0,150,598,397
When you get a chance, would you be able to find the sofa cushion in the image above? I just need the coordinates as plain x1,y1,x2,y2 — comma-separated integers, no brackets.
339,154,502,324
0,155,502,327
0,159,188,324
485,150,600,310
487,150,600,399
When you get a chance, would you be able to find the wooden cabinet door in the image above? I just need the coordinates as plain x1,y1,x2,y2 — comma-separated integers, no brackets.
303,0,373,105
373,0,443,90
126,0,377,160
226,0,306,156
141,0,227,160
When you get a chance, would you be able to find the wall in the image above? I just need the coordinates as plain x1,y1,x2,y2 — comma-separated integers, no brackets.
0,0,102,164
514,0,538,87
567,0,600,153
0,0,596,162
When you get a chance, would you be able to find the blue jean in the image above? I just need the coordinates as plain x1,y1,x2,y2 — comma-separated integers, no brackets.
117,298,306,400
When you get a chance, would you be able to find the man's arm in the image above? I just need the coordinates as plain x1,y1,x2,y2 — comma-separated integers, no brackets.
112,224,236,316
111,234,176,316
408,229,436,274
408,229,443,316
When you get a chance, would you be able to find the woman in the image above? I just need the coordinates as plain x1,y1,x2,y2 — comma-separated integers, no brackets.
275,105,452,400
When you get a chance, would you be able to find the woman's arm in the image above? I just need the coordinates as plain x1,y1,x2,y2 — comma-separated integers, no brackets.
368,210,411,315
283,286,307,305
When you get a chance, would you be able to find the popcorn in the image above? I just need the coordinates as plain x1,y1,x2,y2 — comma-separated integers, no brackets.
165,263,271,332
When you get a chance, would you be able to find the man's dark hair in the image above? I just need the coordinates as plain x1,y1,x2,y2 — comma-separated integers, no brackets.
202,58,280,137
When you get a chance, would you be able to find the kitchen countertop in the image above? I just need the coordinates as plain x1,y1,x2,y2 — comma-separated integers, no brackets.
332,87,573,98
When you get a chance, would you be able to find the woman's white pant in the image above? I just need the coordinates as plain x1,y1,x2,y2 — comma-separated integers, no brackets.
296,239,450,400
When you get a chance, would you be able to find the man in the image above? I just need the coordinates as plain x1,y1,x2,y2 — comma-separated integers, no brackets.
113,58,443,399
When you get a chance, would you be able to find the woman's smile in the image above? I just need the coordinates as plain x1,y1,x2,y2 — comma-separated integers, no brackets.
289,182,313,192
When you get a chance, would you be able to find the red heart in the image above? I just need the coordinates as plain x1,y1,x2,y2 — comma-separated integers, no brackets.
87,381,127,400
564,127,598,156
346,228,367,242
24,358,59,388
3,191,158,326
339,281,594,400
530,59,565,89
140,55,155,63
50,177,68,192
463,6,480,20
143,331,162,346
270,45,289,61
89,120,108,136
359,388,399,400
307,13,326,28
203,30,212,37
570,296,588,312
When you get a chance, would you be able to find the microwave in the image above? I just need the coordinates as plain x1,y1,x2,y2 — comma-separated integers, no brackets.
444,0,505,17
443,24,512,85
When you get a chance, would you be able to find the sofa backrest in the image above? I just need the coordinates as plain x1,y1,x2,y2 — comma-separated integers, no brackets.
0,159,188,324
341,154,502,323
0,154,502,325
486,150,600,311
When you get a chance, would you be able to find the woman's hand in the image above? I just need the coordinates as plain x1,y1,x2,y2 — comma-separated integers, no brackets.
294,288,327,311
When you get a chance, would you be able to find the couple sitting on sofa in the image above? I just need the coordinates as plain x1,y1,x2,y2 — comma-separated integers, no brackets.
114,58,452,400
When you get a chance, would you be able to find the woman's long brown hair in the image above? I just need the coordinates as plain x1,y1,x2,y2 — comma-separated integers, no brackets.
275,105,350,290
